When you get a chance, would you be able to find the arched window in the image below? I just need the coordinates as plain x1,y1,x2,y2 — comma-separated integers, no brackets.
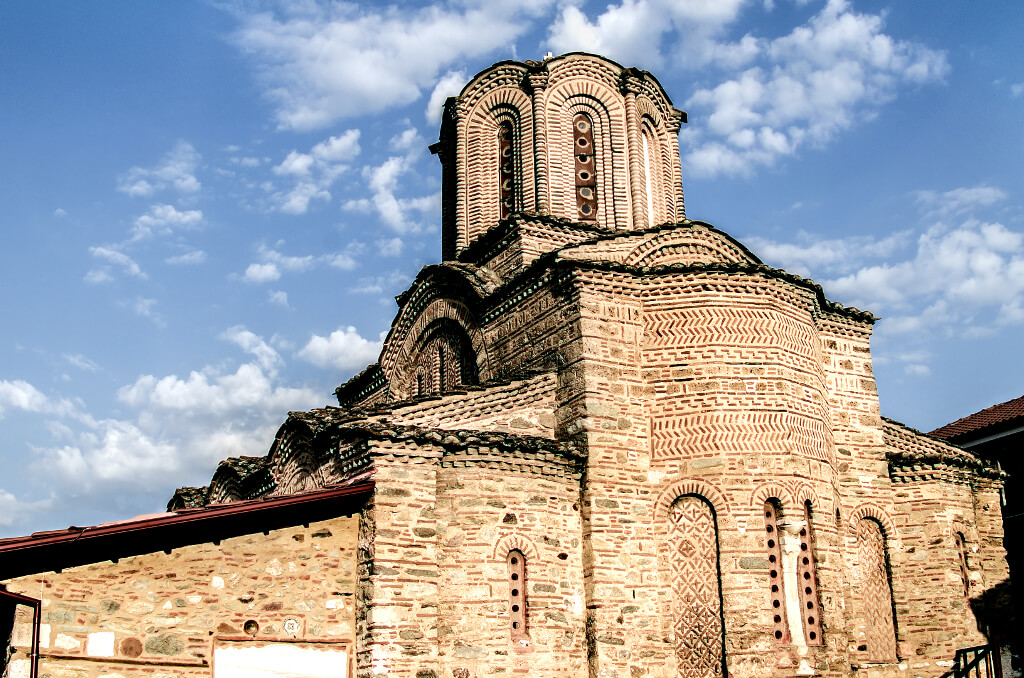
498,120,516,220
955,532,970,597
573,113,598,222
669,495,725,678
641,125,655,228
507,549,527,639
408,323,478,398
763,500,790,643
854,518,897,662
798,502,823,645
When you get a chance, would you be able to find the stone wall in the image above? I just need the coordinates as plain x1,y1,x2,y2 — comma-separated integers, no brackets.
2,516,360,678
357,434,586,678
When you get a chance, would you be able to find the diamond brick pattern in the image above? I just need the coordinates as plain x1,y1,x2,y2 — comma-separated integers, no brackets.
669,496,724,678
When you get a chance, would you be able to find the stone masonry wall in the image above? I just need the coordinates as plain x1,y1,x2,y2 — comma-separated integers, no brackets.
3,515,360,678
641,270,844,678
359,436,586,678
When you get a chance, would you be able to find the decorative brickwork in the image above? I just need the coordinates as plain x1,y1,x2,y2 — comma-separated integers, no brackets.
854,518,897,662
668,495,724,678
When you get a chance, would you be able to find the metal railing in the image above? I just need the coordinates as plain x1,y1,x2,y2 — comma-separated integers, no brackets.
951,644,1002,678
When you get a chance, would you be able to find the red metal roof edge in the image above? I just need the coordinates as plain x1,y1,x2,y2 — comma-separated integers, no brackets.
0,480,374,555
930,393,1024,440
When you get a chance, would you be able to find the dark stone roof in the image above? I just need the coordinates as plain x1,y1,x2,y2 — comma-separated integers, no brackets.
930,394,1024,442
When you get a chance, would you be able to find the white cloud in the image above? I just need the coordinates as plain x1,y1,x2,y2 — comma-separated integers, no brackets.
64,353,100,372
241,242,363,282
548,0,750,70
268,290,289,307
297,326,383,370
312,129,361,162
680,0,948,176
54,208,67,217
270,130,360,214
231,3,550,130
244,262,281,283
426,69,466,124
165,250,207,265
221,325,283,375
0,380,50,418
377,237,403,257
1011,82,1024,98
915,185,1008,219
132,203,203,239
548,1,667,69
274,150,315,176
748,230,911,278
130,297,164,327
350,270,412,296
6,330,327,531
87,246,146,281
117,141,201,197
347,135,440,234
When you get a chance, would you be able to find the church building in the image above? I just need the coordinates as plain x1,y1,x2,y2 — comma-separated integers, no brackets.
0,53,1012,678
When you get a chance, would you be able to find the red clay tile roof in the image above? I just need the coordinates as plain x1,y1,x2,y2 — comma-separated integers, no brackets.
0,481,373,580
929,394,1024,441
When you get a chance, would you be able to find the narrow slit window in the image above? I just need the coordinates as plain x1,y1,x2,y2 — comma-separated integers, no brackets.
498,121,515,220
798,501,824,645
437,345,446,393
764,500,790,643
573,113,597,222
508,549,528,639
955,532,970,597
642,127,654,228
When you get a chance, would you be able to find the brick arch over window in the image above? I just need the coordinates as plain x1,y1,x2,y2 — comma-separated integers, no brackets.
407,319,479,397
461,88,534,246
492,533,541,562
545,83,629,230
624,222,761,267
267,419,323,494
661,494,726,678
654,478,730,521
383,288,491,399
635,94,680,226
207,468,243,505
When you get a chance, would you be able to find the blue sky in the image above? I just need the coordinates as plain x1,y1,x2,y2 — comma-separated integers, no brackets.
1,0,1022,535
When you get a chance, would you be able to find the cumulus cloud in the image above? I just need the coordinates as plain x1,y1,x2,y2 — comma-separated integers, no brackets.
231,3,551,131
752,185,1024,379
548,0,749,70
915,185,1007,219
132,203,203,239
344,130,440,234
117,141,201,197
268,290,289,307
87,246,146,282
350,270,412,296
297,326,383,370
244,262,281,283
165,250,206,265
747,230,911,278
0,380,50,418
680,0,948,176
25,327,325,521
240,241,364,283
548,0,668,69
270,129,361,214
426,69,466,124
